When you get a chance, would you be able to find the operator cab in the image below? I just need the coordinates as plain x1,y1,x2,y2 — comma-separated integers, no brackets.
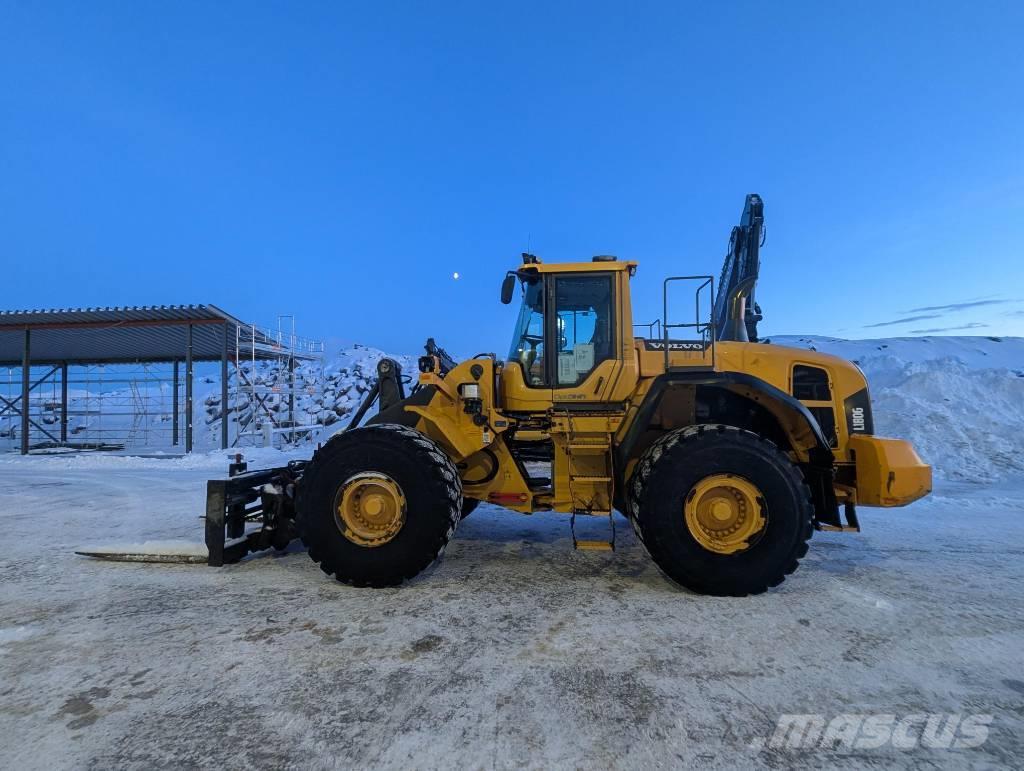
507,272,615,387
499,254,639,409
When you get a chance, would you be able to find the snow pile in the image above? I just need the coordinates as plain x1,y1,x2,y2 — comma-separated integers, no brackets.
204,344,417,444
773,336,1024,482
318,344,418,425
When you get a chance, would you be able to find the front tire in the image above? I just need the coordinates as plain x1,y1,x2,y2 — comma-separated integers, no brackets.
296,423,462,587
630,425,813,596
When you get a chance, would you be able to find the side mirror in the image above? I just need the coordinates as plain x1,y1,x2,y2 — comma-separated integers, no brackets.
500,274,517,305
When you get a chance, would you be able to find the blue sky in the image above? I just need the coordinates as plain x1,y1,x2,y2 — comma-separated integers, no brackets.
2,1,1023,355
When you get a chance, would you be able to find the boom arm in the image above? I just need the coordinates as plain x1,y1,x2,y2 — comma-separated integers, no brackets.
714,193,764,342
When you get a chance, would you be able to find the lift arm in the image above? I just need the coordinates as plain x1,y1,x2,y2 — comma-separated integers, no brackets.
345,358,406,431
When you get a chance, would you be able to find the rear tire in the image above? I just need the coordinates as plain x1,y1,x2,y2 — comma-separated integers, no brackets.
631,425,813,596
296,423,462,587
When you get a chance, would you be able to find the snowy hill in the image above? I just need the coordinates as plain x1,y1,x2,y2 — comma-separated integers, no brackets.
771,335,1024,483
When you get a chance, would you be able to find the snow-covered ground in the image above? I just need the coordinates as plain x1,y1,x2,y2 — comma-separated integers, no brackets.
1,335,1022,768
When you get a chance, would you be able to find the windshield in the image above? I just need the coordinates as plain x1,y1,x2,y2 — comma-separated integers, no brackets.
507,279,545,385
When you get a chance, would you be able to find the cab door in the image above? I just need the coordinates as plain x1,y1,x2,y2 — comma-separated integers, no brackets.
547,272,626,404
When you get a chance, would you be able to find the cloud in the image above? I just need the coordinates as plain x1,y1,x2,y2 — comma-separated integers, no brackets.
905,299,1015,313
909,322,989,334
863,314,942,329
865,298,1024,331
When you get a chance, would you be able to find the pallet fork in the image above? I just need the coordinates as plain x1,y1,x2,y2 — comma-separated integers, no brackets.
204,457,307,566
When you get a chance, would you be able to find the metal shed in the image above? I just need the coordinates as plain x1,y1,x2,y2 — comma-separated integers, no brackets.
0,305,320,454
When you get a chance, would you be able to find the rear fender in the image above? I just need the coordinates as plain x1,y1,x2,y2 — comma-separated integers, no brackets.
617,371,834,470
616,371,838,523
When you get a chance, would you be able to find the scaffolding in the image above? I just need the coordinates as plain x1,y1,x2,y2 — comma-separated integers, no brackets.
231,316,326,449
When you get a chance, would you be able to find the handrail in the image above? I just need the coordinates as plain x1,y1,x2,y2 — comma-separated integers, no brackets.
662,275,715,372
632,320,662,340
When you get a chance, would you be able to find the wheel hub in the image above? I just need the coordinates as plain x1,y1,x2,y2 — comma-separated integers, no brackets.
684,474,766,555
335,472,406,547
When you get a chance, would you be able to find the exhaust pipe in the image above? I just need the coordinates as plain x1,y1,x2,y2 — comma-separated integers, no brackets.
720,288,752,343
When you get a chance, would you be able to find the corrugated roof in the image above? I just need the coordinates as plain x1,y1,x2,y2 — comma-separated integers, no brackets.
0,304,318,365
0,304,237,328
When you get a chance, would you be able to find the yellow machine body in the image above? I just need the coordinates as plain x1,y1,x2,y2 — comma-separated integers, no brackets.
374,256,931,531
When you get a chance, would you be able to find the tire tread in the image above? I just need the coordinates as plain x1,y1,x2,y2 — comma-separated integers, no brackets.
297,423,462,587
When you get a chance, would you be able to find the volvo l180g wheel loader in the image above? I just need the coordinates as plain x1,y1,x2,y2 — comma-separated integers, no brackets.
202,195,931,596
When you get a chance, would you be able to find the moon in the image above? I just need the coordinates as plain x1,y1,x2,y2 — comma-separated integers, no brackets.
452,272,460,280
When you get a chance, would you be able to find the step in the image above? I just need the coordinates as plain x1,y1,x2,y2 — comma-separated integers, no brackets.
566,443,611,451
575,540,614,552
819,523,860,533
570,475,611,483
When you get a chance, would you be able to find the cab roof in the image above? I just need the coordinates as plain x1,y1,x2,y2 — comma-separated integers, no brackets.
519,257,638,274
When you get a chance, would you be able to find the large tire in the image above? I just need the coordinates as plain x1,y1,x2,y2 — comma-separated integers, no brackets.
629,424,813,596
624,428,684,539
296,423,462,587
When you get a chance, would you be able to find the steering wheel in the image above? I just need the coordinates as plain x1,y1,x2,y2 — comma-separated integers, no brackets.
518,334,543,382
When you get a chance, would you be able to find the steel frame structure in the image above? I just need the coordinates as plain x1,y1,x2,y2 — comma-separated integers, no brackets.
0,306,323,454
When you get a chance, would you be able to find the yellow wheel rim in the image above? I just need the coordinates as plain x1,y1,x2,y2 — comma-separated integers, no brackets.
684,474,766,555
335,472,406,547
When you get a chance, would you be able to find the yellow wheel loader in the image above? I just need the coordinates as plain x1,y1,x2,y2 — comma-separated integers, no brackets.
203,195,931,596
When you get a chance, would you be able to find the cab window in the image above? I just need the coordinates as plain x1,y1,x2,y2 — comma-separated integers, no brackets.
792,365,832,401
553,274,614,387
508,278,546,385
